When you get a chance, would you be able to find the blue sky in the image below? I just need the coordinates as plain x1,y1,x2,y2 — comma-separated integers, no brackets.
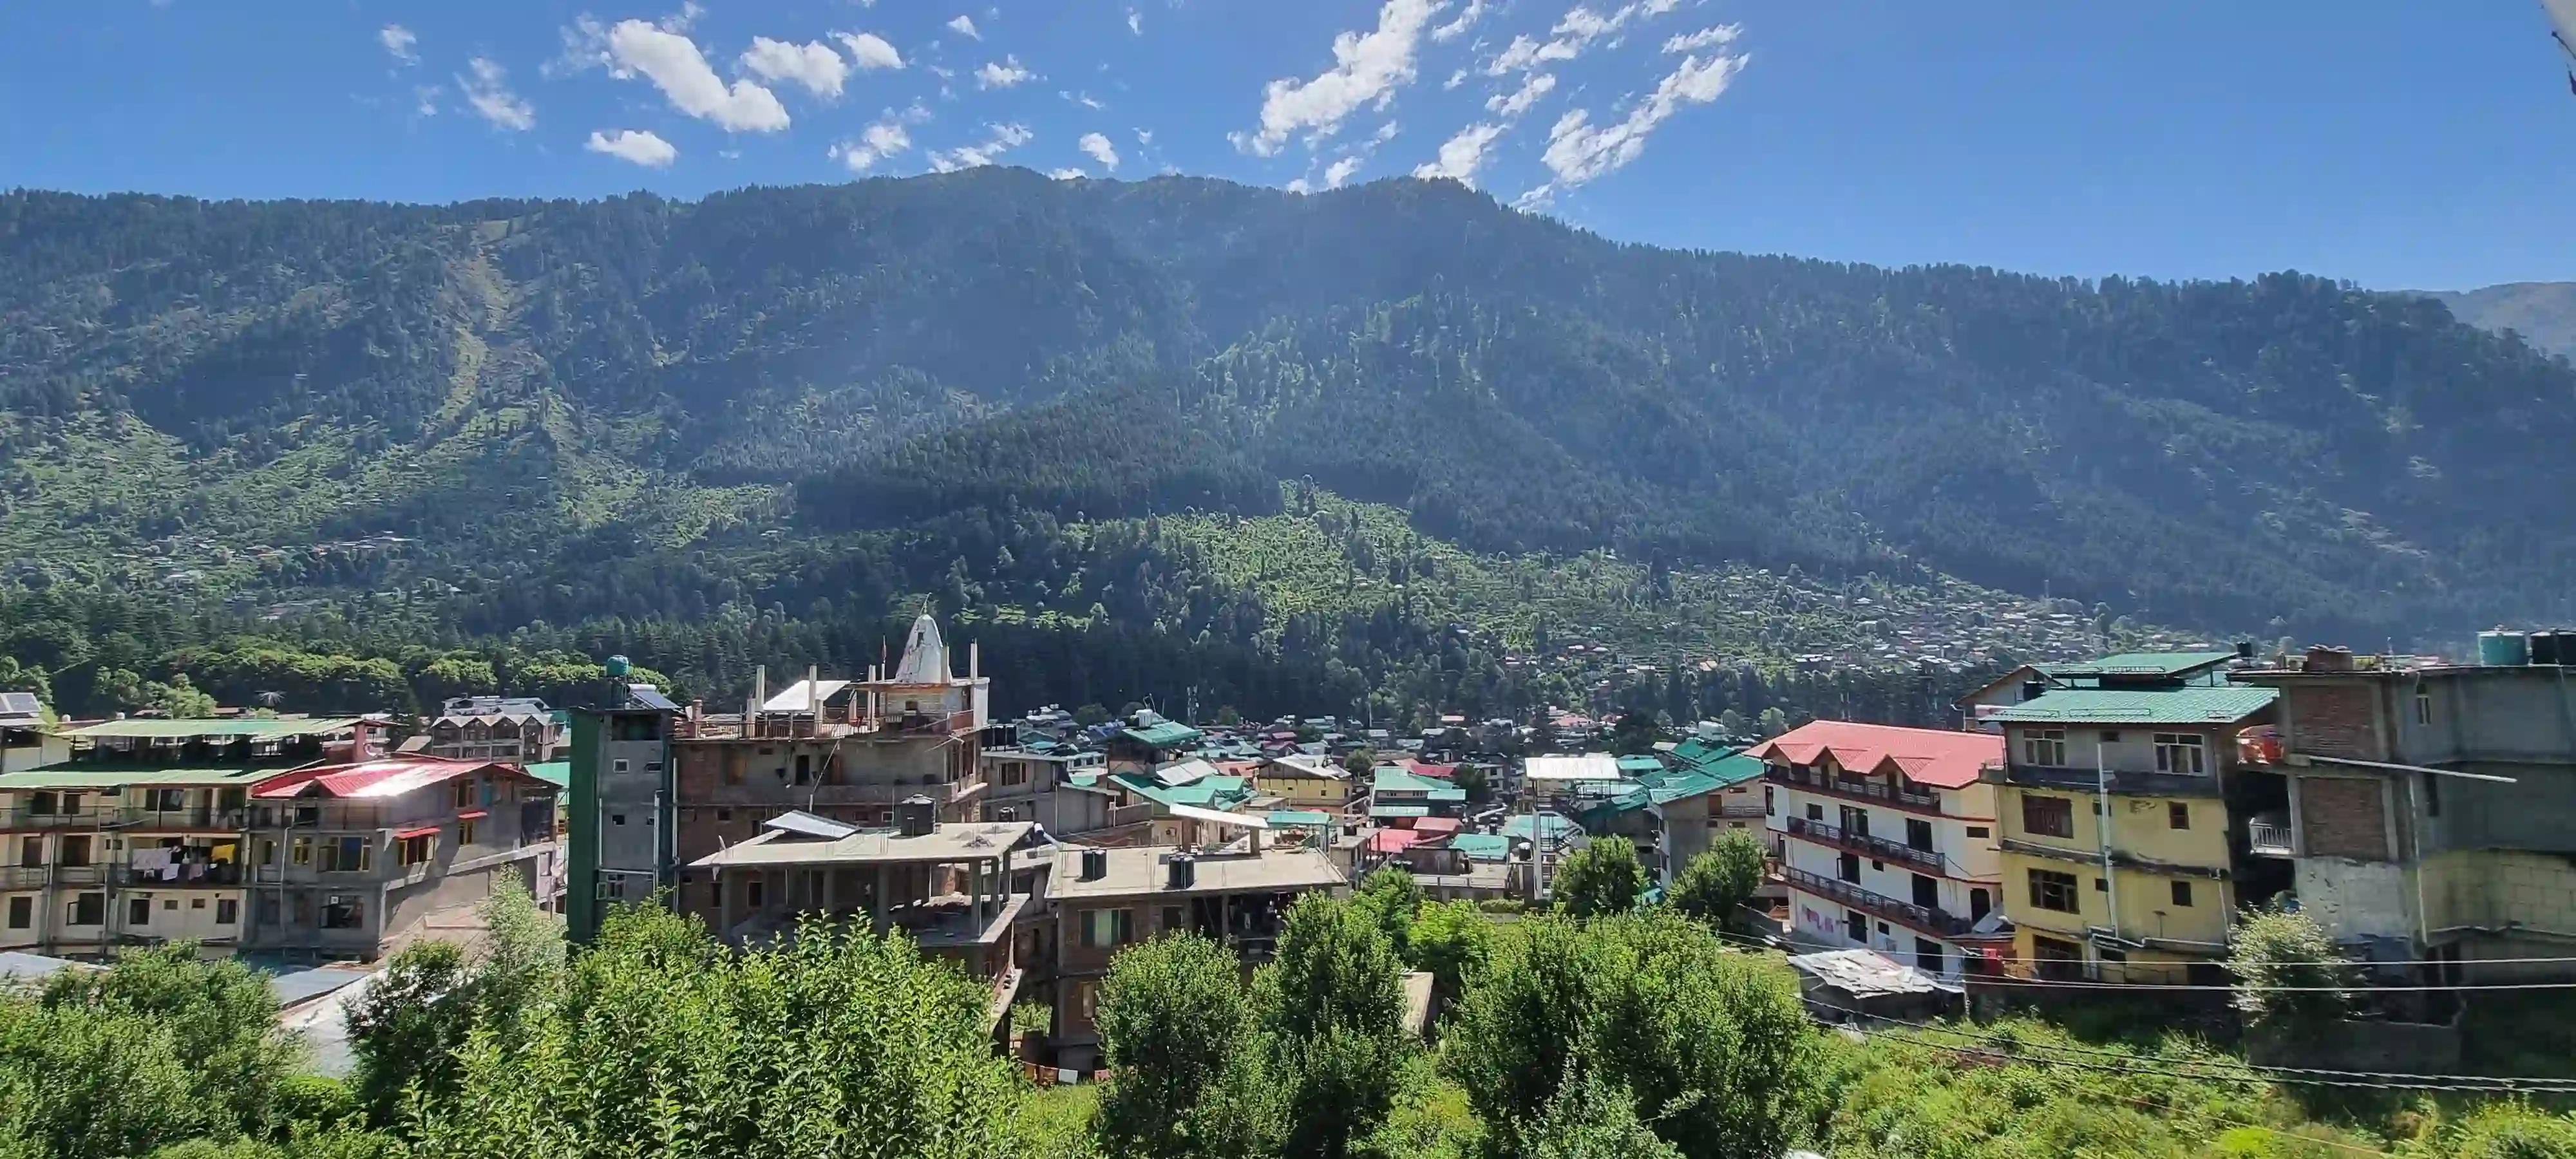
3,0,2572,289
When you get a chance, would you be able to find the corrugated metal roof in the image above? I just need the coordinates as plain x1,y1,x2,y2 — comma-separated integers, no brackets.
1750,721,2002,789
0,764,282,789
524,761,571,788
1372,768,1450,795
1615,755,1665,775
253,757,527,800
1987,687,2277,725
1370,804,1430,818
1524,754,1622,782
1120,721,1204,749
1450,834,1512,862
62,717,364,740
1266,809,1333,827
2039,651,2238,679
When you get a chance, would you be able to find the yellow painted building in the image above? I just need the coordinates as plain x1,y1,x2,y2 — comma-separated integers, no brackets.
1252,755,1354,810
1985,686,2278,984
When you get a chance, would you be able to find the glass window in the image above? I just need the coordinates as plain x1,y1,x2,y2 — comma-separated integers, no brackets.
2027,869,2079,912
2021,728,2067,768
2020,795,2074,839
2168,802,2190,830
2152,733,2207,775
2170,880,2193,907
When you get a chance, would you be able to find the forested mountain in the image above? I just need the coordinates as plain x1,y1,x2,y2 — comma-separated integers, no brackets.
3,173,2570,721
2420,281,2576,361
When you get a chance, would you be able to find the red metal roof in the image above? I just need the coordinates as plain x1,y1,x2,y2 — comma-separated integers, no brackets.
454,809,489,821
1403,760,1456,780
392,825,442,840
1365,828,1424,854
1408,816,1463,835
1748,721,2001,789
252,756,526,800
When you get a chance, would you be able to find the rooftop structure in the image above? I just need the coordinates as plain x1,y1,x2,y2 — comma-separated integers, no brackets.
1752,721,2002,789
1044,844,1344,901
1985,687,2278,726
1522,754,1623,783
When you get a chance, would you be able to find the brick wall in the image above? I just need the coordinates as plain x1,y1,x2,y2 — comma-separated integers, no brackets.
2299,777,2389,861
2286,684,2380,760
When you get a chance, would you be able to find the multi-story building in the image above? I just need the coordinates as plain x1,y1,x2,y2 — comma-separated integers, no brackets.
1250,753,1353,811
976,745,1090,830
1,716,374,957
419,697,565,763
1043,841,1345,1071
1955,650,2242,730
1984,686,2278,983
1756,721,2008,979
565,675,679,943
2232,642,2576,980
245,754,562,961
1573,744,1768,882
1,693,66,774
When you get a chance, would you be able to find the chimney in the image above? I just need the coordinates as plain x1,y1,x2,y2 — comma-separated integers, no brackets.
1080,847,1109,881
970,641,980,681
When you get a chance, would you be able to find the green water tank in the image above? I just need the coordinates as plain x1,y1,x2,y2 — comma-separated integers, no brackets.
2479,630,2528,666
605,654,632,677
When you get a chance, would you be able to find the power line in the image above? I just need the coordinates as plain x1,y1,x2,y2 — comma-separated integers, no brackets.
1709,923,2576,983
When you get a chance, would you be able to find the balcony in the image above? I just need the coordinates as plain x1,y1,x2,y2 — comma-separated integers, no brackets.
1,807,120,829
1783,866,1977,938
111,863,247,887
117,807,251,831
2248,815,2294,858
1766,768,1942,815
1784,817,1945,874
2001,765,2223,799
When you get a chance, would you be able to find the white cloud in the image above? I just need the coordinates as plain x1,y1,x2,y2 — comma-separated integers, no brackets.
1662,24,1741,53
379,24,419,66
927,122,1032,171
1325,155,1365,187
1135,127,1153,144
1079,131,1120,170
1487,0,1679,77
947,15,981,39
413,84,440,116
1062,90,1106,109
1535,46,1745,194
1240,0,1443,156
829,112,917,173
1050,167,1086,180
834,31,905,70
458,58,535,130
1444,68,1468,90
1126,8,1142,34
1486,71,1555,118
740,37,849,99
586,128,679,167
1412,121,1504,185
975,55,1036,88
604,19,791,131
1429,0,1484,42
1286,178,1313,194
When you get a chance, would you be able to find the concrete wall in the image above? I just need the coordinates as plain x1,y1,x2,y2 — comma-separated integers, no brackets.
112,888,245,945
2294,856,2414,941
2002,785,2233,872
1996,847,2235,952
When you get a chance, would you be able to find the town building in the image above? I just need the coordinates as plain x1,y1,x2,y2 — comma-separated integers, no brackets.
1955,650,2241,730
1756,721,2009,979
2231,642,2576,980
976,745,1091,831
1571,741,1768,881
245,754,561,961
1983,686,2279,983
1042,842,1346,1070
416,696,565,763
565,674,680,943
1,693,66,775
1249,753,1354,811
1,716,375,958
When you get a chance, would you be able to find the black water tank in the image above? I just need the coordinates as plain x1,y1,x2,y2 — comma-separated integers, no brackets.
1166,853,1196,890
2535,633,2564,666
895,795,937,836
1080,847,1109,880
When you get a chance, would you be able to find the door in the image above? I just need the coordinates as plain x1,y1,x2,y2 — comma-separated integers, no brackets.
2032,936,2085,981
1911,872,1939,910
1837,853,1861,883
1969,887,1991,921
1844,909,1868,944
1906,818,1934,852
1916,938,1945,975
1840,806,1870,840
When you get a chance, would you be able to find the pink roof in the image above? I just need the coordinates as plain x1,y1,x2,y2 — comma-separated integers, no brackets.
1366,829,1425,854
1404,761,1457,780
1409,816,1463,835
1748,721,2001,790
253,756,527,800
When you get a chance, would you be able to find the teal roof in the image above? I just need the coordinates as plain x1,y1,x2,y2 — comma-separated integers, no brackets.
1267,809,1333,828
2038,652,2237,679
1502,814,1580,840
1425,786,1467,802
1450,834,1511,862
61,717,363,740
1119,721,1204,749
1110,771,1255,811
1370,804,1430,818
1642,751,1765,802
1988,687,2278,726
1616,755,1665,775
0,764,281,790
524,761,571,789
1372,768,1449,795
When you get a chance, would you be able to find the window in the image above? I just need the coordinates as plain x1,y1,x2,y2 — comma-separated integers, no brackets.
612,759,629,773
2022,728,2067,768
2170,880,2193,907
2094,877,2108,892
291,836,313,866
1911,872,1938,909
17,837,39,869
1969,887,1991,920
398,834,435,867
795,755,813,785
2415,690,2432,727
1081,907,1135,948
1074,981,1100,1022
149,787,187,811
452,780,477,809
2099,731,2121,743
1001,761,1029,787
6,896,29,929
2168,802,2190,830
59,835,91,867
2028,869,2080,912
321,836,372,874
2425,773,2441,818
1804,803,1824,822
745,878,764,909
164,898,178,910
1844,909,1867,943
322,895,364,930
2020,795,2074,839
1840,806,1871,839
26,791,55,816
128,896,151,927
2152,733,2207,775
1906,818,1935,852
190,897,205,910
717,808,733,822
1965,825,1990,839
70,893,104,926
1837,853,1861,883
256,838,277,866
1917,938,1945,975
611,814,627,826
1764,786,1775,814
457,818,479,846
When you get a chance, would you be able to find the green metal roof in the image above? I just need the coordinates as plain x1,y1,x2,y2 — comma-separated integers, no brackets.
1266,809,1333,827
1502,814,1579,840
1372,768,1448,795
1987,687,2277,725
1118,721,1204,749
1450,834,1511,862
1111,771,1255,811
0,764,280,789
524,761,571,789
1370,804,1430,818
2038,652,2237,679
61,717,363,740
1616,755,1665,775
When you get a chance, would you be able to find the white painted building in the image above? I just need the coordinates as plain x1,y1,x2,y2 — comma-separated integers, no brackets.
1755,721,2009,978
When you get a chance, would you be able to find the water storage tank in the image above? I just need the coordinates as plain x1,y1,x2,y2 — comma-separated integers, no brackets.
2533,633,2563,667
2480,630,2531,666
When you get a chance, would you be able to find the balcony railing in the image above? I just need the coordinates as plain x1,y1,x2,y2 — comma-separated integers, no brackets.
2002,765,2224,798
1766,767,1942,813
1783,866,1976,937
1,807,122,829
112,863,247,887
2248,816,2294,857
118,807,251,831
1785,817,1944,874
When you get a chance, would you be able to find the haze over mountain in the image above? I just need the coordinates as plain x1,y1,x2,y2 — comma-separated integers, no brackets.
3,172,2573,718
2420,282,2576,362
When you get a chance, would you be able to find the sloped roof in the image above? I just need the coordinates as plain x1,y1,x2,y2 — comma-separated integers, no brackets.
0,764,281,790
523,761,571,789
1523,755,1623,782
0,692,43,723
1266,809,1333,827
1750,721,2002,789
889,614,951,684
1120,721,1204,749
252,757,533,800
1987,687,2277,726
1367,828,1425,853
761,679,851,713
1372,768,1450,795
62,717,363,740
1410,816,1463,835
1450,834,1511,862
1616,755,1665,776
2040,651,2239,679
1501,813,1580,840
